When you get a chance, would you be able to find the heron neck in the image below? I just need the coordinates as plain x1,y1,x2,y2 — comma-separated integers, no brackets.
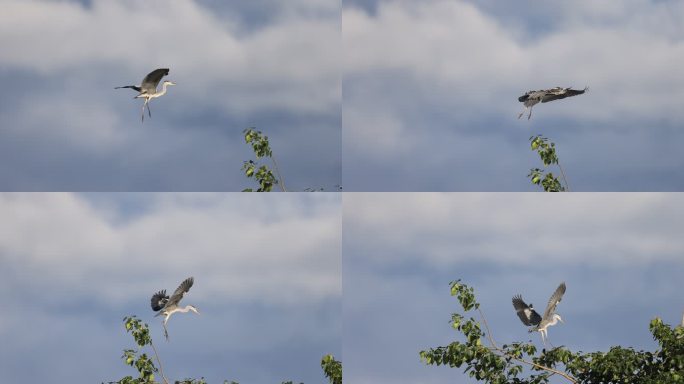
157,83,169,96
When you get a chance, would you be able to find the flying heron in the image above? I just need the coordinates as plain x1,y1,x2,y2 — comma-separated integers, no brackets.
517,87,587,120
512,282,566,346
116,68,176,122
151,277,199,340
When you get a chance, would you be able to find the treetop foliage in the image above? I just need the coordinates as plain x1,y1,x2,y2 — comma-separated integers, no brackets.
106,316,341,384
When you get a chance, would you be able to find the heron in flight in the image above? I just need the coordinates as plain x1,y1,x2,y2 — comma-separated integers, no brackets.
116,68,176,122
512,282,566,346
518,87,587,120
151,277,199,340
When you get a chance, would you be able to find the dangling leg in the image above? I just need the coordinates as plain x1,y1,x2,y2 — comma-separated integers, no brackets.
163,316,169,341
146,99,152,118
518,106,527,119
141,100,148,123
528,106,533,120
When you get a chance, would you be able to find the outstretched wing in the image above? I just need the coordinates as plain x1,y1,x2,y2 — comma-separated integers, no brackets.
140,68,170,93
542,282,566,320
167,277,194,307
541,87,587,103
151,289,169,311
512,295,542,326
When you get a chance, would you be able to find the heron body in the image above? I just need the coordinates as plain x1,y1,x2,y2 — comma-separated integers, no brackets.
116,68,176,122
513,282,566,346
517,87,587,120
151,277,198,340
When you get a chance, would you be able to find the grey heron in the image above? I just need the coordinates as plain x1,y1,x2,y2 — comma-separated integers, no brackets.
151,277,199,340
518,87,587,120
116,68,176,122
512,282,566,346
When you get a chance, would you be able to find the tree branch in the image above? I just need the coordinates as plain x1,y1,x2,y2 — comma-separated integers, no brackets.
558,163,570,192
271,156,286,192
149,339,169,384
477,308,577,384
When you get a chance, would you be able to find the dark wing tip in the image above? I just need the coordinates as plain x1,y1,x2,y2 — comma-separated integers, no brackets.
151,289,169,311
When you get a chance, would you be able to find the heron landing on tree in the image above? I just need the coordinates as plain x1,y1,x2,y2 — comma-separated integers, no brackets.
517,87,587,120
116,68,176,123
151,277,199,340
512,282,566,347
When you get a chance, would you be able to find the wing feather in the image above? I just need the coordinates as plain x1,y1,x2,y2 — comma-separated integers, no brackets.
541,87,587,103
140,68,170,93
512,295,542,326
542,282,566,320
167,277,194,306
151,289,169,311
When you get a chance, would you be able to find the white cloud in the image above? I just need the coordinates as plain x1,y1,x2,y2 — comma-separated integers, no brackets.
344,193,684,266
0,193,341,305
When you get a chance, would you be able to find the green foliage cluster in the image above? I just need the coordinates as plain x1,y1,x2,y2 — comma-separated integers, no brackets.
420,280,684,383
528,135,567,192
106,316,161,384
242,128,284,192
321,354,342,384
107,316,341,384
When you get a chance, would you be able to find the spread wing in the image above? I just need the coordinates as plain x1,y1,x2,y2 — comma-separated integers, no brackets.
542,282,566,320
140,68,169,93
512,295,542,326
167,277,194,307
541,87,587,103
151,289,169,311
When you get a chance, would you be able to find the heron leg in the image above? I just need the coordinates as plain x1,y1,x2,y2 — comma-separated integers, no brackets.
528,106,533,120
141,100,147,123
518,106,527,119
146,99,152,118
163,316,169,341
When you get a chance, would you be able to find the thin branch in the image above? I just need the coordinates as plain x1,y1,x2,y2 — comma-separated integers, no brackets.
271,156,286,192
558,163,570,192
149,339,169,384
477,307,577,384
477,307,497,348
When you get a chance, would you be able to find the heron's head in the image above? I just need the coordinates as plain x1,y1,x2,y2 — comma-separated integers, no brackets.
188,305,200,314
164,81,177,86
555,314,564,324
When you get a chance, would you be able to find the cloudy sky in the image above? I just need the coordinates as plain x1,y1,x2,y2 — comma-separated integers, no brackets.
0,0,340,191
0,193,341,383
343,0,684,191
343,193,684,384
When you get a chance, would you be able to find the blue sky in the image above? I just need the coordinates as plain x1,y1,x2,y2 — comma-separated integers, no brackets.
343,0,684,191
0,0,340,191
343,193,684,383
0,193,341,383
